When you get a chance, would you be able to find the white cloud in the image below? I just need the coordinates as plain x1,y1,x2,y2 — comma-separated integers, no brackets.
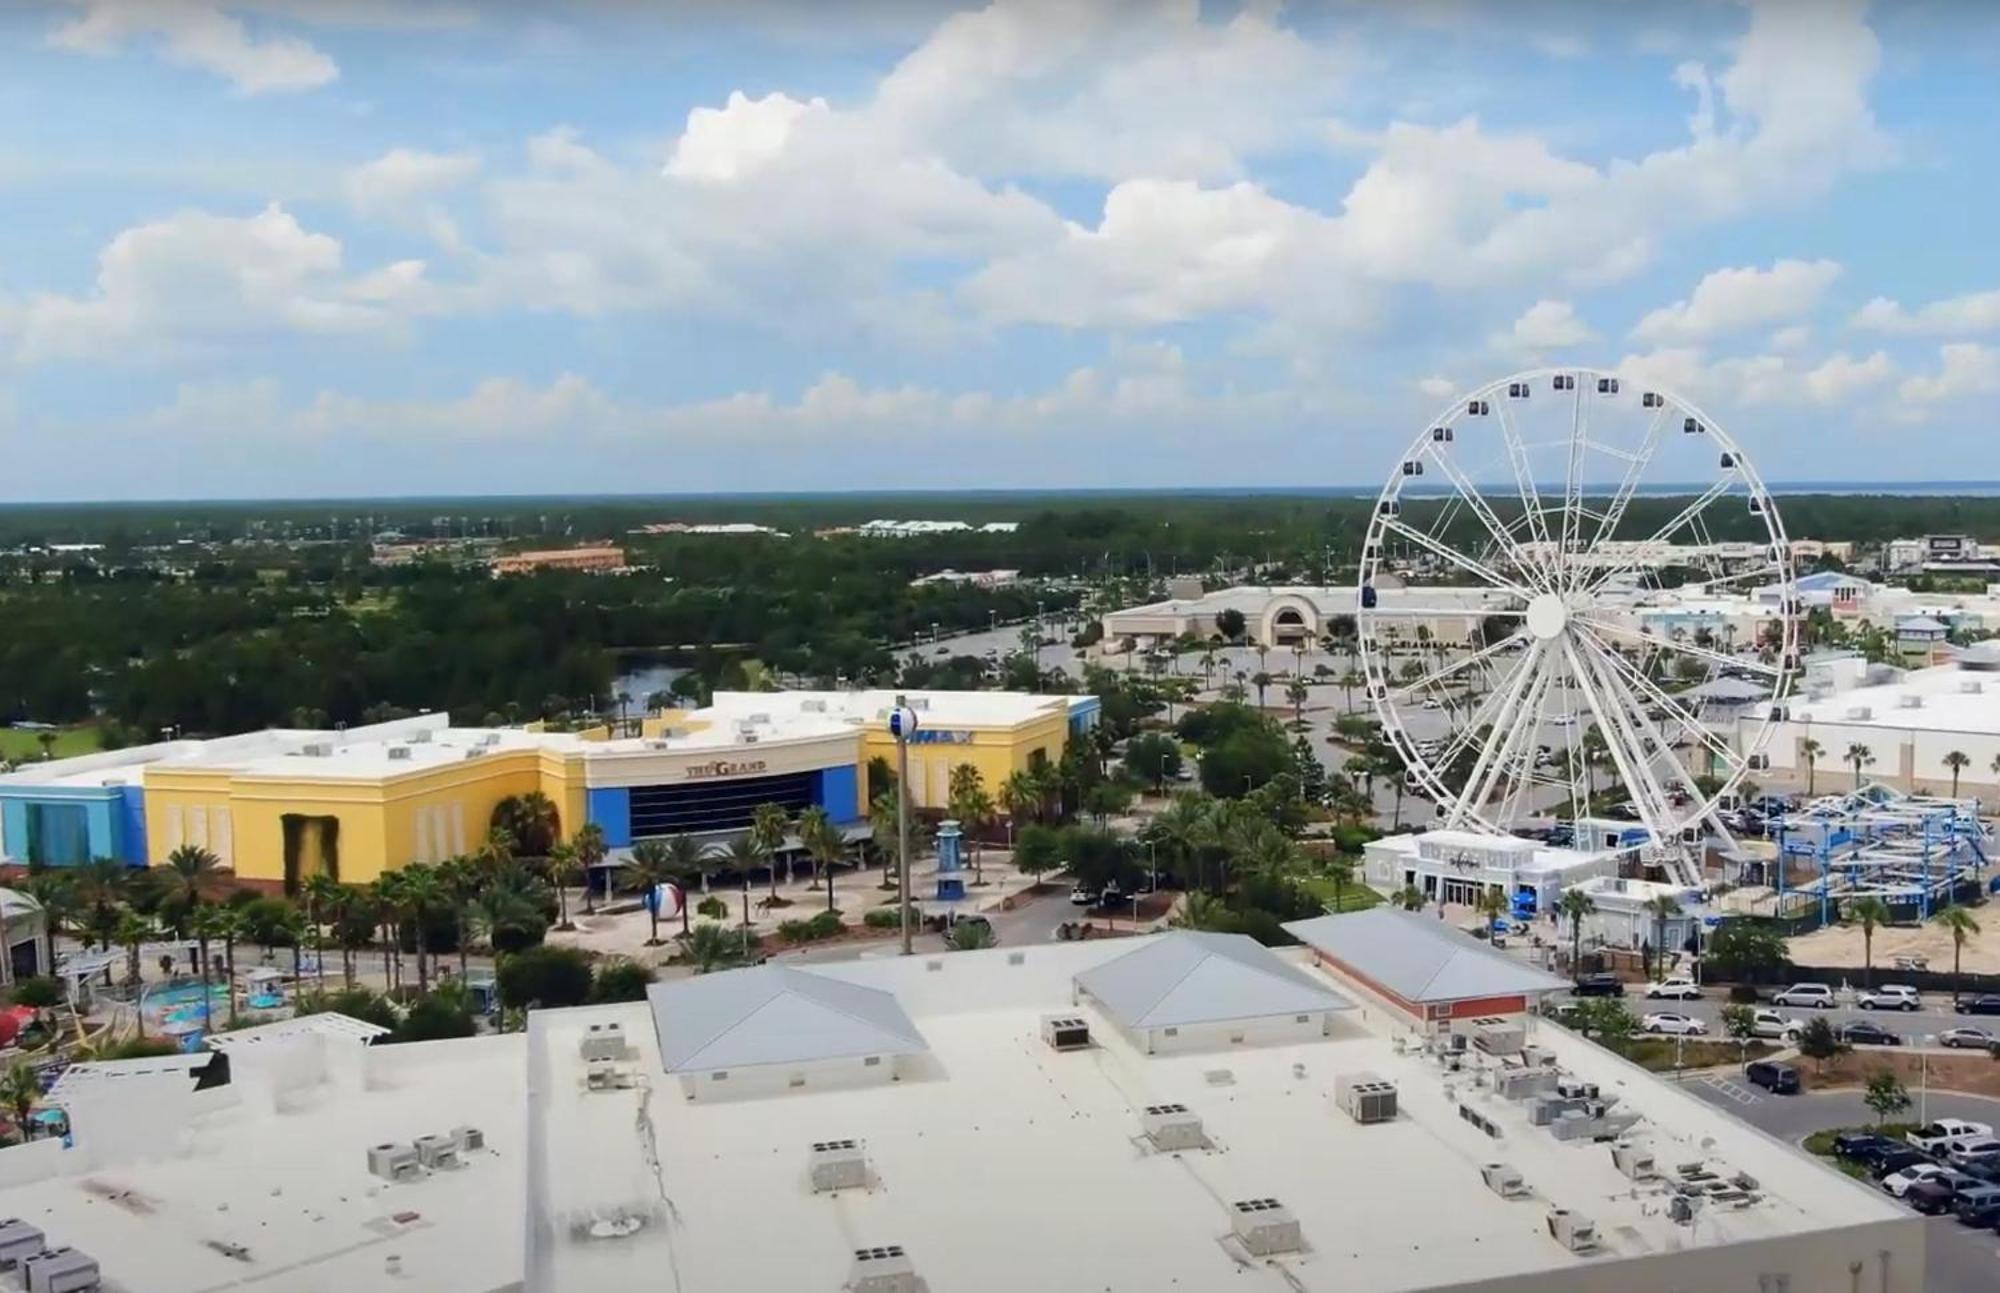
1852,288,2000,335
1632,259,1842,343
6,204,402,363
50,0,338,94
1533,34,1588,60
1769,325,1809,351
1899,343,2000,405
344,149,481,216
1494,299,1596,352
1612,346,1893,407
1800,351,1894,403
666,91,830,183
1417,375,1456,399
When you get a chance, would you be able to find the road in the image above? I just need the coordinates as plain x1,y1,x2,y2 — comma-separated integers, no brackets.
770,889,1123,965
1561,983,2000,1051
1677,1086,2000,1292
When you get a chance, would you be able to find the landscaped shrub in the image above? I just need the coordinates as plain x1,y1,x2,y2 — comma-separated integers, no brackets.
806,910,843,939
864,908,901,929
777,919,816,943
696,895,728,921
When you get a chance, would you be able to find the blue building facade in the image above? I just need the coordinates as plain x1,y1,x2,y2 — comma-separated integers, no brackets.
584,763,863,849
0,782,146,867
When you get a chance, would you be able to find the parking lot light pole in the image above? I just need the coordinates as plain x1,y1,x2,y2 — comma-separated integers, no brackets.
889,698,918,957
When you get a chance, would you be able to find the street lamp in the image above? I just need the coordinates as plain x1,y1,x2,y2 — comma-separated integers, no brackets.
887,698,920,956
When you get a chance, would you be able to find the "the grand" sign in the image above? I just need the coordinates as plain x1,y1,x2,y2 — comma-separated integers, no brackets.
683,759,768,779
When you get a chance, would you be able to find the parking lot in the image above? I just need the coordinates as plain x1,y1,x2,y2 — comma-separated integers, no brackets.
1557,981,2000,1052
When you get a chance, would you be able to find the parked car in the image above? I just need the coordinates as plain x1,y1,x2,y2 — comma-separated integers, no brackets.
1833,1133,1906,1171
1871,1148,1932,1180
1883,1164,1951,1198
1839,1020,1902,1047
1749,1010,1803,1041
1941,1027,1997,1049
1909,1120,1995,1155
1856,985,1922,1012
1068,884,1097,906
1744,1060,1799,1094
1772,983,1837,1009
1948,1138,2000,1168
1645,977,1702,1000
1905,1180,1958,1215
1572,972,1626,997
1952,1185,2000,1227
1642,1012,1707,1036
1954,994,2000,1016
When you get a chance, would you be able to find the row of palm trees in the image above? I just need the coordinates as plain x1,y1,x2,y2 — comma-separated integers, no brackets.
619,803,854,945
1798,737,2000,798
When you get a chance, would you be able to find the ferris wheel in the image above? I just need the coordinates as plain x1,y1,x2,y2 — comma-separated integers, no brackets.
1355,366,1800,878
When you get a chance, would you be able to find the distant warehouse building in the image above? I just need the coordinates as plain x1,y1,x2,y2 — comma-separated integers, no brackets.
489,545,627,575
1101,583,1509,648
0,690,1097,890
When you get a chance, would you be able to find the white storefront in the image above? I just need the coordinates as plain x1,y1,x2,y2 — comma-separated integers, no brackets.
1362,829,1616,915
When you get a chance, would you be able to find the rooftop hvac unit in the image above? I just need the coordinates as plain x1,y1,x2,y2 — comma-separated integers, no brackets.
1335,1072,1398,1125
1845,706,1873,721
741,732,760,744
1898,694,1924,709
21,1247,99,1293
1481,1163,1528,1199
1545,1209,1599,1253
1962,679,1985,694
452,1125,484,1152
1610,1141,1657,1180
408,729,432,743
580,1022,627,1062
414,1133,461,1170
1040,1015,1092,1052
849,1246,919,1293
1231,1198,1303,1257
1141,1103,1207,1152
809,1139,868,1193
908,697,930,711
366,1142,420,1182
463,748,487,760
387,746,412,761
1554,1078,1598,1100
1495,1068,1556,1101
0,1219,46,1269
479,732,502,746
300,742,334,757
1470,1018,1525,1056
801,698,827,712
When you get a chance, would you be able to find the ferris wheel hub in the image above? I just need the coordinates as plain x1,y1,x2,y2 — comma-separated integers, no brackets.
1525,592,1570,641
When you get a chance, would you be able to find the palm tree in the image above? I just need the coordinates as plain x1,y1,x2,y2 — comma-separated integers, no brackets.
1846,896,1891,989
300,872,342,995
1,1063,41,1138
395,864,449,994
1172,891,1232,931
623,840,677,945
947,770,996,886
1394,884,1426,912
188,902,230,1033
273,904,309,984
1943,750,1971,799
999,770,1039,827
1800,737,1823,796
1642,893,1682,981
113,909,153,1030
723,834,767,950
573,822,608,913
1324,855,1355,913
434,856,482,982
681,923,739,974
1557,887,1597,978
1251,671,1273,709
547,842,581,930
750,802,793,895
1476,887,1510,933
1933,906,1981,1008
70,857,128,949
796,805,835,889
1339,668,1363,713
373,872,406,994
212,905,244,1026
467,878,542,962
17,871,76,977
1845,742,1874,789
805,813,847,914
334,884,372,989
490,792,561,860
158,844,227,915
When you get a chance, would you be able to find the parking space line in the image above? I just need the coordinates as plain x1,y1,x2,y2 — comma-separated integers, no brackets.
1698,1075,1762,1106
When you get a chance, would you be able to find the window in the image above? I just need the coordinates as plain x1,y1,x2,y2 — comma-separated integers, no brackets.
711,1071,729,1082
1162,1027,1180,1038
1294,1015,1310,1024
23,802,91,866
628,770,815,838
863,1056,881,1067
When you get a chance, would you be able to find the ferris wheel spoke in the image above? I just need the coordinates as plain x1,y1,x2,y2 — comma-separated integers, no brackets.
1379,517,1537,602
1575,614,1779,678
1493,400,1558,585
1563,637,1678,846
1558,375,1589,592
1430,639,1542,790
1582,475,1740,595
1390,629,1530,700
1443,638,1546,828
1577,630,1751,782
1417,443,1546,591
1586,401,1671,557
1477,664,1557,826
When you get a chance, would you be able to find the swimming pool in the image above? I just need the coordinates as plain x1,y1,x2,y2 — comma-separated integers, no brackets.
145,981,231,1027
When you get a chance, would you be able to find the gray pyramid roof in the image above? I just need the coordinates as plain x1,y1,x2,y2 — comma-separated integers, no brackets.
1283,909,1567,1004
648,964,927,1074
1073,931,1352,1030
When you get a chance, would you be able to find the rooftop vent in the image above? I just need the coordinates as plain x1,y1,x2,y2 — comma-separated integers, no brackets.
0,1219,47,1270
408,729,432,743
580,1022,627,1063
1040,1015,1091,1053
387,746,412,761
366,1142,419,1182
478,732,502,747
452,1125,484,1153
1898,694,1924,709
20,1247,99,1293
849,1246,919,1293
1610,1141,1656,1181
1845,706,1873,721
414,1133,461,1170
1545,1208,1599,1253
1335,1072,1398,1125
801,698,828,712
1481,1163,1528,1199
1141,1104,1207,1152
1962,679,1985,694
809,1139,868,1193
300,742,334,757
1469,1017,1524,1056
463,748,488,760
1230,1198,1303,1257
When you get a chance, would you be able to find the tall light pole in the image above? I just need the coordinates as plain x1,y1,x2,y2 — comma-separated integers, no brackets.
888,697,919,956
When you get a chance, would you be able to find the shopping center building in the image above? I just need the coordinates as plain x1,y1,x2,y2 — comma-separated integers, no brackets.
0,689,1097,890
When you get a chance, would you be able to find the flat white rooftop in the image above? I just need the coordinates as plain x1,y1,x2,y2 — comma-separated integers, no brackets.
525,939,1914,1293
1767,659,2000,735
706,687,1083,730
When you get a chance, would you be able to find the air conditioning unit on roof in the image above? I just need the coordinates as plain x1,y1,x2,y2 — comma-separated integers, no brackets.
387,746,412,761
580,1022,626,1062
1141,1104,1206,1152
1545,1208,1599,1252
809,1139,868,1192
1610,1141,1656,1180
366,1142,419,1182
849,1246,919,1293
1481,1163,1528,1198
300,742,333,757
1335,1072,1398,1124
20,1247,98,1293
1470,1018,1524,1055
408,729,432,743
1231,1198,1302,1257
414,1132,460,1170
1041,1015,1091,1052
0,1218,46,1269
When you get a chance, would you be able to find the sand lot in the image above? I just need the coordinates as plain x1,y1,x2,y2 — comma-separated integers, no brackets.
1787,917,2000,975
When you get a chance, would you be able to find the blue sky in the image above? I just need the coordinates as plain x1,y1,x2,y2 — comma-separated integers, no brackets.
1,0,1998,500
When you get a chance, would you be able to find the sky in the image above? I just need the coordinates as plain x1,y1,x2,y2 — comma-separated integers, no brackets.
1,0,1998,500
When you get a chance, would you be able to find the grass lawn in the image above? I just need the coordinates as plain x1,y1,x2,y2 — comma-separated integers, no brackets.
1300,874,1385,913
0,725,102,762
1802,1122,1920,1180
1615,1037,1775,1074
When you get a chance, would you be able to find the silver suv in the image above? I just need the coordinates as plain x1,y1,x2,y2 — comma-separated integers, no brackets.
1857,984,1921,1011
1772,983,1836,1009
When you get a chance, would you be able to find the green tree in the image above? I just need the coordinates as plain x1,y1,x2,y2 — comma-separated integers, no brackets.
1845,896,1892,989
1796,1015,1847,1073
572,821,608,914
1394,884,1426,912
1703,920,1790,984
1477,887,1510,933
489,792,560,859
680,922,740,974
546,841,581,930
300,872,343,995
723,832,768,950
1864,1069,1911,1125
393,865,449,994
1932,906,1981,1007
947,764,997,884
1845,741,1874,789
946,920,997,951
750,802,793,897
1557,887,1597,978
495,945,593,1013
1215,607,1247,641
1,1062,41,1137
1943,749,1970,798
588,958,657,1003
1012,823,1063,881
1720,1003,1757,1046
621,840,676,945
1642,892,1682,981
1800,737,1823,795
1323,855,1354,914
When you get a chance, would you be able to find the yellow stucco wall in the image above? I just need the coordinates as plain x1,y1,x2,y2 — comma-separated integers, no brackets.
859,707,1072,810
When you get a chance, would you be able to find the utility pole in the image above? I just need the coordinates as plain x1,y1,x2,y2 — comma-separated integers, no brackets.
889,696,919,956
